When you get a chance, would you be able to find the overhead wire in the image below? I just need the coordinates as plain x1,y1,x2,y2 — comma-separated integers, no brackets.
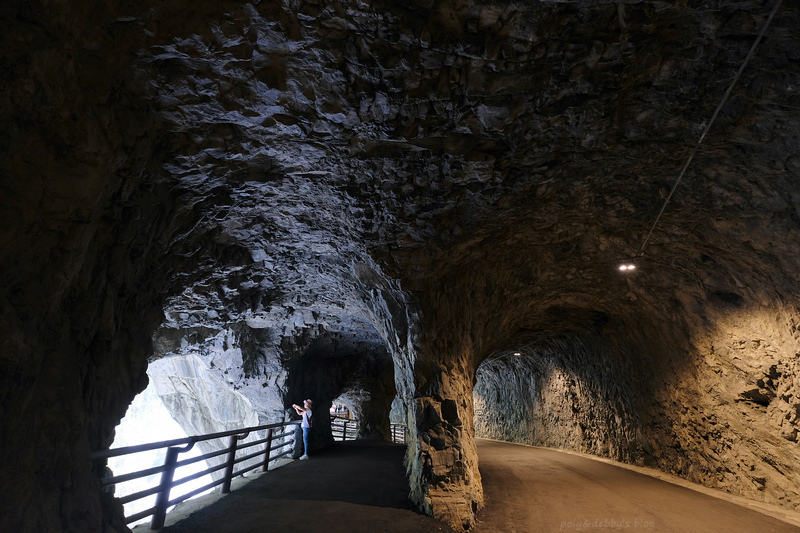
585,0,784,311
633,0,783,259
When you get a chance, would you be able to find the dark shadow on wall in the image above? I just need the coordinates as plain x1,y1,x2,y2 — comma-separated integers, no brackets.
286,326,396,449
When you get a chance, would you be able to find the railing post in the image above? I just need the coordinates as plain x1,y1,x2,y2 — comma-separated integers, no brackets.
291,424,302,457
343,420,348,441
221,435,239,494
262,428,273,472
150,446,180,529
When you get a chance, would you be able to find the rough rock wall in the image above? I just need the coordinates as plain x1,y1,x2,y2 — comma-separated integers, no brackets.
153,324,293,425
473,305,800,512
148,354,264,480
474,333,644,462
650,305,800,509
0,2,178,531
407,360,483,531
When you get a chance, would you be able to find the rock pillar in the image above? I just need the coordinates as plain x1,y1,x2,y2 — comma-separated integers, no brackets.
406,360,483,530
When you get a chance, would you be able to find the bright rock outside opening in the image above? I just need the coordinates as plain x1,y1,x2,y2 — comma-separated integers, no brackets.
1,0,799,531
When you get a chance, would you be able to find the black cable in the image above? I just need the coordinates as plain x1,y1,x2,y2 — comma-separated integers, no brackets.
635,0,783,259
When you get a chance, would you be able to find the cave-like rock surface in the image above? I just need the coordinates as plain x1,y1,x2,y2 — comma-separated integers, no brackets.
1,0,799,531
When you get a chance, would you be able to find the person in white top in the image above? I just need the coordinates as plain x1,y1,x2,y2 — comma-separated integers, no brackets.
292,399,313,460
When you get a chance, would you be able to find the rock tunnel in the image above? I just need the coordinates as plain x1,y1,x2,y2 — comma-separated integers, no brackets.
1,0,799,530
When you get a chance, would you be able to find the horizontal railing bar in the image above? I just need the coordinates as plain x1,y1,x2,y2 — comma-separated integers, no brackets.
104,436,258,487
231,437,293,467
232,448,267,466
119,459,228,506
106,436,295,491
232,461,263,478
215,435,293,467
167,477,225,508
102,464,166,486
125,505,158,524
92,421,301,460
171,461,229,490
161,438,301,508
227,443,295,482
221,430,291,452
118,484,162,505
174,447,230,469
237,436,271,449
102,421,301,525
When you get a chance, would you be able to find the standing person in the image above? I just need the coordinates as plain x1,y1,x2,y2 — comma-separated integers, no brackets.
292,399,313,460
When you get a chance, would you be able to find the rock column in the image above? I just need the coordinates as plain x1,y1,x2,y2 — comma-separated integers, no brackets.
407,361,483,531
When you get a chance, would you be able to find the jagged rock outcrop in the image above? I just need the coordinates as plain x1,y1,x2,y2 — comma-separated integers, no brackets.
148,354,264,479
475,333,644,461
1,0,800,531
151,308,397,446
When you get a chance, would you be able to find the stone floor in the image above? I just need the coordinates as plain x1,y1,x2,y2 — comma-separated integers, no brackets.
154,439,800,533
157,440,454,533
474,439,800,533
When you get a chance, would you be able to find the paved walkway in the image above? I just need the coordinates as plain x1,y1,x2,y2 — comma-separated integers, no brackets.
474,439,800,533
158,441,454,533
155,439,800,533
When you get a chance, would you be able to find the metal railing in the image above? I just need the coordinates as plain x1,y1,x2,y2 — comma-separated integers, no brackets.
329,416,407,444
330,415,358,441
390,423,407,444
90,420,301,529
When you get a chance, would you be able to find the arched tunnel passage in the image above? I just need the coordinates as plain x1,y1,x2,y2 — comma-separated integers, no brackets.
467,299,800,523
286,322,397,448
474,330,644,464
2,0,800,532
471,306,651,464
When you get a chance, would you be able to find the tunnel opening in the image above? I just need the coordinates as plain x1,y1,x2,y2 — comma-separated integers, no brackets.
109,379,214,528
470,297,800,515
473,331,645,463
286,322,397,447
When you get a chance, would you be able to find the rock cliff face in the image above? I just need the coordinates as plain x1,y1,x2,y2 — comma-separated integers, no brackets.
474,309,800,509
475,333,644,462
1,0,800,531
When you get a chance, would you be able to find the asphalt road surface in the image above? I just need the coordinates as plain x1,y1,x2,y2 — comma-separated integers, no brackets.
155,439,799,533
474,439,800,533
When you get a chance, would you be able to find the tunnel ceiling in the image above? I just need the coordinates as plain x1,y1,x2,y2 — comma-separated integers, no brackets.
118,0,799,353
3,1,799,332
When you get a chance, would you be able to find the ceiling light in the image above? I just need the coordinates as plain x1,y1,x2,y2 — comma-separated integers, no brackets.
513,352,521,357
618,263,636,271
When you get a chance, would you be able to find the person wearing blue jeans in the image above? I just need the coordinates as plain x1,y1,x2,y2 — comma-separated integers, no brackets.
292,399,313,460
